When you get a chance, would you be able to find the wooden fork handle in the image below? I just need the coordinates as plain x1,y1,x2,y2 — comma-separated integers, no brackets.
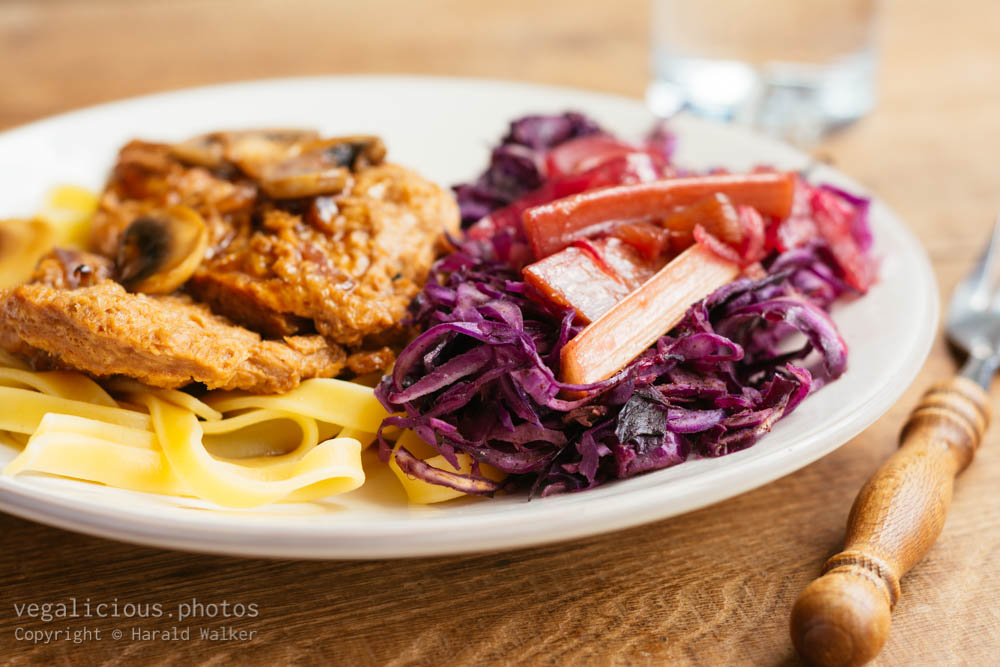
790,376,991,667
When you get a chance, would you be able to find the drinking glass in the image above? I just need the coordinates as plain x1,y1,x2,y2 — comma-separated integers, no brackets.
647,0,880,145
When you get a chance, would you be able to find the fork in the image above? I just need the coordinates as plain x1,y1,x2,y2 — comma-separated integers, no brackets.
789,216,999,666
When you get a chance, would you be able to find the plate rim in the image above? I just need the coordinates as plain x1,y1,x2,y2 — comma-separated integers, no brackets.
0,74,939,559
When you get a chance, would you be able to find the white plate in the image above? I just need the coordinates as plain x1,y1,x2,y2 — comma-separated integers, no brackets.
0,76,937,559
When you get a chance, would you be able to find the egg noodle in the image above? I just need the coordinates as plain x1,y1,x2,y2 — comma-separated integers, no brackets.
0,188,506,507
0,363,377,508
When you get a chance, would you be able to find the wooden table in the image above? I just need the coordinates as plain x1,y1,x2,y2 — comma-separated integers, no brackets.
2,1,998,664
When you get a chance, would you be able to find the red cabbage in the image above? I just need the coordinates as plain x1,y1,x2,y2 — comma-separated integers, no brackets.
377,113,873,498
393,446,504,496
503,112,603,150
376,233,854,496
453,112,603,225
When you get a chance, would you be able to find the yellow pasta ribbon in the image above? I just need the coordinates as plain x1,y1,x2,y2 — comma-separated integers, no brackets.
147,397,364,508
336,426,377,449
0,349,30,371
4,416,187,497
206,378,389,433
0,430,26,451
27,413,157,449
38,185,99,247
105,377,222,421
0,385,151,434
202,409,319,460
5,407,366,507
0,218,56,289
0,363,374,507
0,368,117,407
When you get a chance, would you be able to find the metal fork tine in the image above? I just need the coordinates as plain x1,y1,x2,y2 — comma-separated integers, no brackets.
967,214,1000,310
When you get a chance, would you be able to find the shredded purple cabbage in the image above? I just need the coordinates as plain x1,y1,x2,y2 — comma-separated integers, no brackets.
452,112,603,225
376,239,857,497
376,113,872,498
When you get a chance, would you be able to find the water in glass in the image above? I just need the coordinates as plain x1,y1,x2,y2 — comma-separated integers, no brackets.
647,0,879,144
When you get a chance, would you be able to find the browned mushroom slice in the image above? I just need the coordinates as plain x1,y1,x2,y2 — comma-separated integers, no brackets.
116,206,208,294
170,129,319,170
302,135,387,171
222,129,320,170
253,162,350,199
251,136,387,199
169,133,227,169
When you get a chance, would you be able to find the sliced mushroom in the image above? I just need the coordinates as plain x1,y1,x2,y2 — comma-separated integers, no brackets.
169,133,227,169
253,162,350,200
304,135,387,171
222,129,319,170
116,206,208,294
170,129,318,171
251,136,386,199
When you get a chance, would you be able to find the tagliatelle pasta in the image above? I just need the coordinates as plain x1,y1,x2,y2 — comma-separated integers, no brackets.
0,385,152,434
6,414,189,497
146,397,364,508
0,359,383,508
0,349,31,371
0,356,509,506
0,367,118,407
105,377,223,421
205,379,391,433
200,409,320,459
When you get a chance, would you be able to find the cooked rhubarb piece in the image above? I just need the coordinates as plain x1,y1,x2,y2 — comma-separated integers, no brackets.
611,221,673,260
524,172,796,259
523,238,664,323
809,187,876,291
591,237,666,289
661,193,742,244
524,246,630,323
560,244,741,385
544,135,643,178
467,153,672,243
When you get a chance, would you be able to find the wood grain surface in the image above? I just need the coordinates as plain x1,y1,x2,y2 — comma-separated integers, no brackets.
2,1,999,665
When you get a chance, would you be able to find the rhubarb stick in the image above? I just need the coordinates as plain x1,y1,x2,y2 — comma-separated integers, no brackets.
560,244,740,385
